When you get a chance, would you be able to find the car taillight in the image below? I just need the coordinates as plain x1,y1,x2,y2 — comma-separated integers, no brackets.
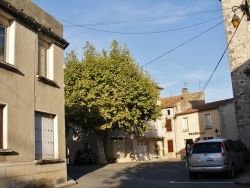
221,142,225,156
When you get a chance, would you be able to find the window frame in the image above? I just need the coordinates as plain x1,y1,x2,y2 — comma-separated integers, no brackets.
37,37,58,87
38,37,54,79
204,113,212,129
0,104,10,152
182,117,189,132
0,24,6,62
0,13,16,67
0,105,3,149
35,111,58,160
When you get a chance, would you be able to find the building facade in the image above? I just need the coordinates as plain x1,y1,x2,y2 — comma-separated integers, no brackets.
220,0,250,148
174,98,237,159
160,88,205,159
0,0,70,187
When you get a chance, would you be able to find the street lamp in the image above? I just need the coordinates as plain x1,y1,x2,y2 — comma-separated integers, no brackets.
231,1,250,28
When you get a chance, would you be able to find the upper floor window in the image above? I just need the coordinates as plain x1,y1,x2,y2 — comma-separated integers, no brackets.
0,15,15,65
166,118,172,131
38,38,54,80
167,110,171,115
204,114,212,129
0,25,5,62
182,117,189,132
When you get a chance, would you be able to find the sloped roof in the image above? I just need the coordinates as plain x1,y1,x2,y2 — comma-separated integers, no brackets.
161,92,203,108
176,98,234,116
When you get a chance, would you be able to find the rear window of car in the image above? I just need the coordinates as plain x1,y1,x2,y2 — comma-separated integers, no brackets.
192,142,221,154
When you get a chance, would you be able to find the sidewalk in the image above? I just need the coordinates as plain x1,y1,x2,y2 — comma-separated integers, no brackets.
234,163,250,186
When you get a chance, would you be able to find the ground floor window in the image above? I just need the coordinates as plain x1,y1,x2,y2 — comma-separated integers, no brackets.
0,105,3,148
35,112,55,160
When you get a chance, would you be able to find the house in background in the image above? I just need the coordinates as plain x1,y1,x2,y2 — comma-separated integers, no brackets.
174,98,237,159
0,0,72,187
160,88,205,159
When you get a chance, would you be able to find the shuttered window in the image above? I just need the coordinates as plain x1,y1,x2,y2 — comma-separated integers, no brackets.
35,112,54,160
166,118,172,132
168,140,174,152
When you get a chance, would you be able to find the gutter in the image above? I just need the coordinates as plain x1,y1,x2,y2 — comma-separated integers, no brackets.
0,0,69,49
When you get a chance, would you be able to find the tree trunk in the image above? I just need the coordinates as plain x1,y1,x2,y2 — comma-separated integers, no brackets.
96,132,108,164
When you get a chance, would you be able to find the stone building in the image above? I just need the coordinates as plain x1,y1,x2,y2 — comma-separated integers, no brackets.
220,0,250,147
0,0,72,187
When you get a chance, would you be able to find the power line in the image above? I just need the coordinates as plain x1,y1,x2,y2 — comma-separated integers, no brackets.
199,13,244,95
141,20,224,67
61,9,224,27
57,16,223,35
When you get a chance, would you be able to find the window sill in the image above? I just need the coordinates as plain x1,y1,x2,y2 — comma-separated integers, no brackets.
0,61,18,72
0,149,13,153
35,159,65,165
205,127,212,130
36,75,60,88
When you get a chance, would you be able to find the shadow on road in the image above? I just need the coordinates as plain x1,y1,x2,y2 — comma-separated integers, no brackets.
67,164,108,180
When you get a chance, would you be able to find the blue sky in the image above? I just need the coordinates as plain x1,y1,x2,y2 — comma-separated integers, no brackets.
32,0,233,102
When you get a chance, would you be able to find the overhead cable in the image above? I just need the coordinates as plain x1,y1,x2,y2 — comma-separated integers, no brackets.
198,13,244,97
141,20,224,67
56,16,223,35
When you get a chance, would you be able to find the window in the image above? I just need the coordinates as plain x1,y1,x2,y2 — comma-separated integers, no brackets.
166,118,172,131
204,114,212,129
0,25,5,62
182,117,189,131
167,140,174,152
35,112,56,160
167,110,170,115
38,38,54,80
0,15,15,65
0,105,3,148
0,104,7,150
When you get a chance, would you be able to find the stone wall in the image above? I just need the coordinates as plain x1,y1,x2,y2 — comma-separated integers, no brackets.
221,0,250,147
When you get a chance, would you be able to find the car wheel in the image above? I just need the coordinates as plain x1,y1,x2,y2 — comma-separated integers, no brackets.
227,164,235,179
189,172,197,179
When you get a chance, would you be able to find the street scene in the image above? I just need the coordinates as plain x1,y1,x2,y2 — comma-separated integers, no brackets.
1,0,250,188
67,160,250,188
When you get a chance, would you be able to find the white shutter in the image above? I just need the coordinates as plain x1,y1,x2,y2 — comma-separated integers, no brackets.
182,118,188,131
42,114,54,159
35,112,54,160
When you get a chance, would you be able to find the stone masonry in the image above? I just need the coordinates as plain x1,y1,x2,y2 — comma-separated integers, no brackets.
221,0,250,147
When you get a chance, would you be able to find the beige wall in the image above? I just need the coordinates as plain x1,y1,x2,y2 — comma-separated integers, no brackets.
175,109,222,159
0,0,68,186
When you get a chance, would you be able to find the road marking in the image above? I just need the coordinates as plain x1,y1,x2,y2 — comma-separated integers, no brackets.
169,181,234,184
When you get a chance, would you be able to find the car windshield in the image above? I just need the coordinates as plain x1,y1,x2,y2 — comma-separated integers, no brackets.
192,142,221,154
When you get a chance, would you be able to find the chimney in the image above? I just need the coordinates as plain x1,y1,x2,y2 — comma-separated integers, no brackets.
182,88,189,101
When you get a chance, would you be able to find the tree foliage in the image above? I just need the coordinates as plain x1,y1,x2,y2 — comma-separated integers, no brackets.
64,40,161,136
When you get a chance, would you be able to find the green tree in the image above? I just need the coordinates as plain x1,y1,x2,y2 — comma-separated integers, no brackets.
64,40,161,163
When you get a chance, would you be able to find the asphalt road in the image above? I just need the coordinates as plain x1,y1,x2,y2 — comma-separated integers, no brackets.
67,160,246,188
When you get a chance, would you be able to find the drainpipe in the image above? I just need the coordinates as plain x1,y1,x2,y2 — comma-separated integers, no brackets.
218,108,223,139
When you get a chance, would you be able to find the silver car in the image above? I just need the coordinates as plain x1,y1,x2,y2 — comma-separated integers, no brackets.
187,139,245,179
